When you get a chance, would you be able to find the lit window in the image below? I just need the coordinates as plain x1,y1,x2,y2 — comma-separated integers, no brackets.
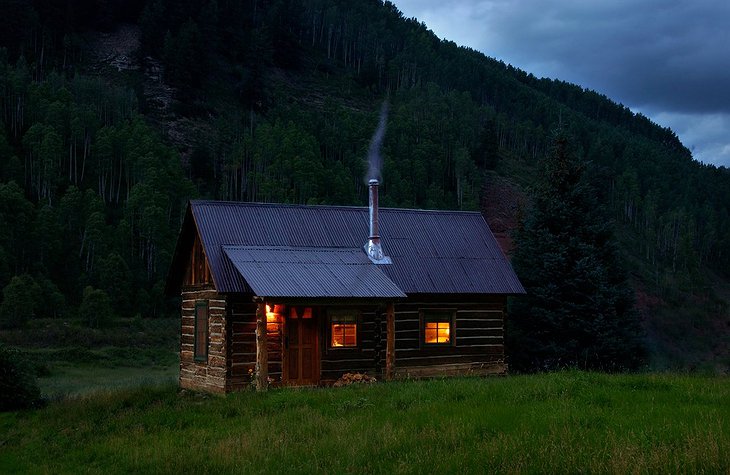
422,310,454,345
330,313,357,348
425,321,450,344
266,304,284,332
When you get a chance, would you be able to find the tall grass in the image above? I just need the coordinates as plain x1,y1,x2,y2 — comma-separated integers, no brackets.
1,372,728,473
0,318,180,400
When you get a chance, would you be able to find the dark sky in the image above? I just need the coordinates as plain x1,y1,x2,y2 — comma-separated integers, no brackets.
393,0,730,167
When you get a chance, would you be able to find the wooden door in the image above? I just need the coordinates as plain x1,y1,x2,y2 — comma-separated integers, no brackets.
286,310,319,385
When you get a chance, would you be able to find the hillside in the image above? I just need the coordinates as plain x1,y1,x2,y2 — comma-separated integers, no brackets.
0,0,728,371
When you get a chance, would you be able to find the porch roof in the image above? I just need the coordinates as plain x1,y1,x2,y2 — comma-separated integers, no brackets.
222,246,407,299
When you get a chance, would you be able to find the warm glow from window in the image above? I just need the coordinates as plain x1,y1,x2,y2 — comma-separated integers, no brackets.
331,323,357,347
266,304,284,332
425,321,450,344
289,307,312,319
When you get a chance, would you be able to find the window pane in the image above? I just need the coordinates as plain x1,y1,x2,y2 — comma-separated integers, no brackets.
425,325,438,344
425,319,451,344
331,324,344,347
344,325,357,346
331,323,357,347
437,322,450,343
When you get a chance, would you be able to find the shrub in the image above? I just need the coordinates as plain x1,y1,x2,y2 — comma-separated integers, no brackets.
0,274,42,328
0,344,42,411
79,286,114,328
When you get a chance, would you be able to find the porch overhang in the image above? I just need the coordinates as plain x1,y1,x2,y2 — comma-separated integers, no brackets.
222,246,407,299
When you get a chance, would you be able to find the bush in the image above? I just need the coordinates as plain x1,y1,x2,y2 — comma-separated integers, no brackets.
0,274,42,328
79,286,114,328
0,344,43,411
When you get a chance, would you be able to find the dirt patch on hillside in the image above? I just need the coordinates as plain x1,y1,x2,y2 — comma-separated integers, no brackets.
481,173,527,257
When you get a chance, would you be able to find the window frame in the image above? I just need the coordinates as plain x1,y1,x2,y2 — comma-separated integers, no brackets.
194,300,209,362
327,308,360,349
420,308,456,348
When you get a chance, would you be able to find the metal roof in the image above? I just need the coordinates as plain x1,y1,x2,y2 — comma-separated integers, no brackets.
174,200,524,296
222,246,406,298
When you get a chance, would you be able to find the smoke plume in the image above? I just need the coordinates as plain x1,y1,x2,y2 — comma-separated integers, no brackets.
366,100,389,182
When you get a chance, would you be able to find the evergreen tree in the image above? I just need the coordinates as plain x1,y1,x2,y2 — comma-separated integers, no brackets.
508,131,645,371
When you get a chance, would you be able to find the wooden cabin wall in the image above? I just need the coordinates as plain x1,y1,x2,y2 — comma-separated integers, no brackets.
227,302,384,387
393,296,506,378
180,293,506,393
226,298,283,391
320,309,384,384
179,286,228,393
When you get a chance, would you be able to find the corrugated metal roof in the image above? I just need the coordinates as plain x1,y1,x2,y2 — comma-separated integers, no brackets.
187,200,525,295
222,246,406,298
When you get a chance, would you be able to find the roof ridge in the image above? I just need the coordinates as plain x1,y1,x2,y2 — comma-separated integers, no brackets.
222,245,364,251
191,200,482,215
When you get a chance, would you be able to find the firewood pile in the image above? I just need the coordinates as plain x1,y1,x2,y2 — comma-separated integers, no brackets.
333,372,377,387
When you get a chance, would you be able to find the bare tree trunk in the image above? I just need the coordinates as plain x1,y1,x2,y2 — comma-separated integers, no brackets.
255,301,269,391
385,302,395,381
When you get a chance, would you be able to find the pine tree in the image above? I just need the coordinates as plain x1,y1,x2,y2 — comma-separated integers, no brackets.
508,131,645,372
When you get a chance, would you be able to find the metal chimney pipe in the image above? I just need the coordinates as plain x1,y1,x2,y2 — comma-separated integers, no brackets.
365,179,391,264
369,179,380,244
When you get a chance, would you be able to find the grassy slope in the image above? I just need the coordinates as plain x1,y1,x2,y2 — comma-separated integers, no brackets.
1,372,728,473
0,318,180,399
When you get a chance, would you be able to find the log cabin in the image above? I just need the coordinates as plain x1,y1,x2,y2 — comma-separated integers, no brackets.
165,180,524,392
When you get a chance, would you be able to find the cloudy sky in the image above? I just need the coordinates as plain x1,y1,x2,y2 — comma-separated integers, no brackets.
392,0,730,168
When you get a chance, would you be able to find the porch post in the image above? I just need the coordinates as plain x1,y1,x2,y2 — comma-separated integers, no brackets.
385,301,395,381
255,299,268,391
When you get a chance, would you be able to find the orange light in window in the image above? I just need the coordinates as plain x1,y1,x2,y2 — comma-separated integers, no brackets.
289,307,312,319
425,321,450,344
331,323,357,347
266,304,285,324
266,305,277,322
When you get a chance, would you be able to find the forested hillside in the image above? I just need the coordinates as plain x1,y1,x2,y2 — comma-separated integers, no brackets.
0,0,728,369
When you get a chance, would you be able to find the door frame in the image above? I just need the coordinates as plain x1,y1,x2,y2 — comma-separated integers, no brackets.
282,306,320,386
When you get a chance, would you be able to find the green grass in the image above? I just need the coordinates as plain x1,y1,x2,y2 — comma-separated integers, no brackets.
1,372,728,474
37,361,178,400
1,317,180,399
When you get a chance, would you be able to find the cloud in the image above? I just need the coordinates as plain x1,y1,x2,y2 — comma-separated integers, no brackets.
393,0,730,166
649,111,730,167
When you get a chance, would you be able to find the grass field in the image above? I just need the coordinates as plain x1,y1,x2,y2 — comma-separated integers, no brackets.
1,318,180,399
1,371,728,474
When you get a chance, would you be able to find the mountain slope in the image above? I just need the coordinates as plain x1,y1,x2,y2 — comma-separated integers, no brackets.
0,0,727,371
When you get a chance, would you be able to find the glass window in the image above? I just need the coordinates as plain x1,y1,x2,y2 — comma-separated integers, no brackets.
422,310,454,345
330,312,357,348
194,301,208,361
425,321,451,344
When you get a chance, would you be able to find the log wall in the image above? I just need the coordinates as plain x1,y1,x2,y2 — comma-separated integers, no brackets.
227,299,284,391
393,297,507,378
320,309,384,384
179,286,228,393
179,294,507,393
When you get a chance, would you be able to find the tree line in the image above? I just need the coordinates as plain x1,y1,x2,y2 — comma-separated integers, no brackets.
0,0,728,345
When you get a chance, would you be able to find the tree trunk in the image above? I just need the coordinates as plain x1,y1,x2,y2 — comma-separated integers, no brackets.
385,302,395,381
255,301,269,391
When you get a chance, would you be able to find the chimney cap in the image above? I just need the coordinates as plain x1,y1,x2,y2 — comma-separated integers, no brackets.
369,178,379,185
